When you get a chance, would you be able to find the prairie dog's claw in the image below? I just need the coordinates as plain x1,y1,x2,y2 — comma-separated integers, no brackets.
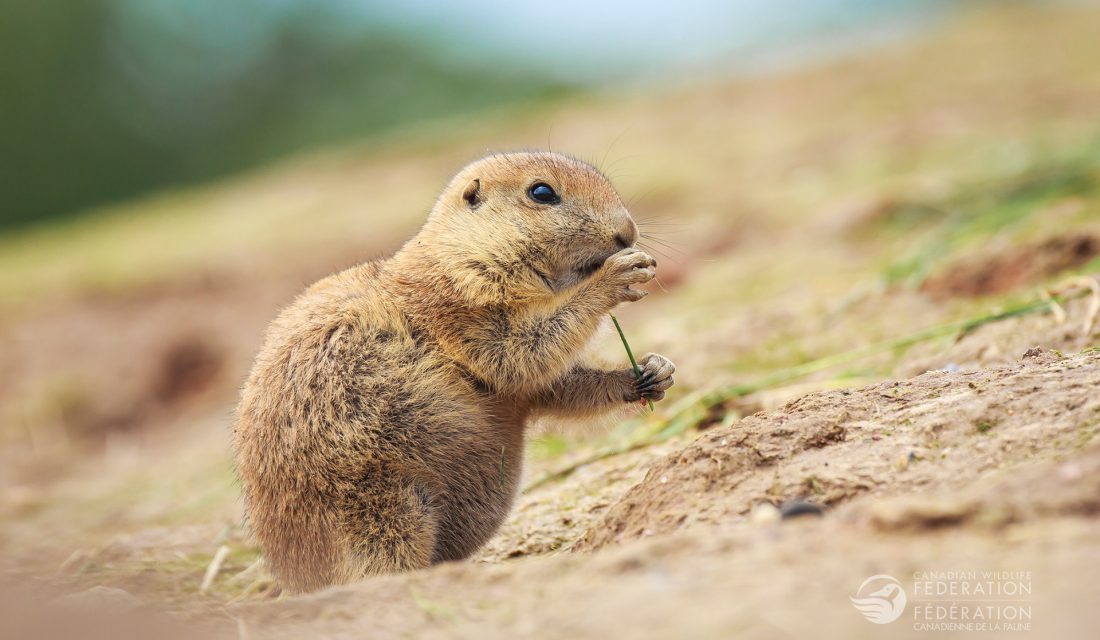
601,248,656,304
631,353,676,402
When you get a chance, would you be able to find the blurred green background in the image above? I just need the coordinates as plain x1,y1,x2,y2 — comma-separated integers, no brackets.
0,0,953,230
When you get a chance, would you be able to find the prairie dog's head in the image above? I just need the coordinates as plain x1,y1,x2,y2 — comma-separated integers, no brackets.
406,152,638,305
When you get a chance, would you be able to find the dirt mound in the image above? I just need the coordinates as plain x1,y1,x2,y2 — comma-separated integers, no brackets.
863,440,1100,532
900,293,1097,375
576,349,1100,550
921,233,1099,298
229,442,1100,640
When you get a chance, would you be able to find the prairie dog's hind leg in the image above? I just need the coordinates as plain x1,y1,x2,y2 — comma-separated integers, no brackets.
337,479,439,581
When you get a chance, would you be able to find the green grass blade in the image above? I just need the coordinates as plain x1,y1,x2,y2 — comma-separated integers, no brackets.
610,314,654,411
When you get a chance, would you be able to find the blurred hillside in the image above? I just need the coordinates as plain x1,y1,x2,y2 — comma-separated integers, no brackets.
0,0,955,230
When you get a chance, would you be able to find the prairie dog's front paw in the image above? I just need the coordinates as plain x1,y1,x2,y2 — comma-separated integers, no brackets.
598,247,656,304
630,353,676,403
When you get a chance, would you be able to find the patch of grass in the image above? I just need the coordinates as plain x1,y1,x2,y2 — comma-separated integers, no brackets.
879,142,1100,289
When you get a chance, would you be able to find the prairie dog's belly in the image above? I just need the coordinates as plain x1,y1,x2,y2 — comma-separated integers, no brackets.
420,398,526,560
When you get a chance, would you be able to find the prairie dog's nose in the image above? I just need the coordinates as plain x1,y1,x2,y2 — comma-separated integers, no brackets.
613,217,638,249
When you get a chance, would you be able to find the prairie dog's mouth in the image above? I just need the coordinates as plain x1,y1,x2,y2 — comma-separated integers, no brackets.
574,255,608,279
535,249,615,294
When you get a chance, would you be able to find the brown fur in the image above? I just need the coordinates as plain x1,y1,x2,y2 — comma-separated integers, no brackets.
233,152,675,593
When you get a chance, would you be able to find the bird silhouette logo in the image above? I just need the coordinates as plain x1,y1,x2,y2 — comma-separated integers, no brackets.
850,574,907,624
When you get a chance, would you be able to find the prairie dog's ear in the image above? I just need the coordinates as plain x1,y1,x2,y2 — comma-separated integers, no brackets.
462,178,482,208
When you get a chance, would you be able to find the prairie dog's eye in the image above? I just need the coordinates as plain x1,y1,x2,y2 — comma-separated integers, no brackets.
528,183,560,205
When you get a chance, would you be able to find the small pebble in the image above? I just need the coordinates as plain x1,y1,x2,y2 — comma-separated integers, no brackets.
779,500,824,520
750,502,781,526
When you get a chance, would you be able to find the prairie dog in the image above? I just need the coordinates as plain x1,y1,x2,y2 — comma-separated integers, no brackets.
234,152,675,592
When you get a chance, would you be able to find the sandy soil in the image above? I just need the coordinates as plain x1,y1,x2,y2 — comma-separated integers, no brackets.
8,352,1097,639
